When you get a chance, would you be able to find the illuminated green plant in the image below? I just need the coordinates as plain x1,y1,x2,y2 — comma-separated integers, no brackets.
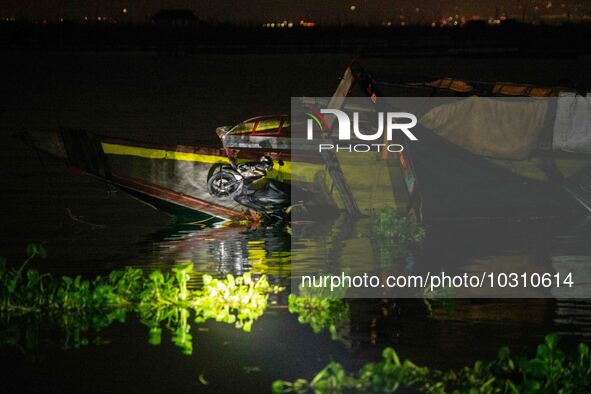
0,247,283,354
287,288,350,341
193,273,279,332
173,264,192,302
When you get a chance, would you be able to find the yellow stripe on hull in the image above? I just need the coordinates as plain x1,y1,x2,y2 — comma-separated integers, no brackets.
101,142,231,164
100,142,305,180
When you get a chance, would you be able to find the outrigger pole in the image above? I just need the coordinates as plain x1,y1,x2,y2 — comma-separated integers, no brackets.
320,65,362,218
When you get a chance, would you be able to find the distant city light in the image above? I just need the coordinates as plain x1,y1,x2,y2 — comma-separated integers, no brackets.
263,19,315,28
6,0,591,27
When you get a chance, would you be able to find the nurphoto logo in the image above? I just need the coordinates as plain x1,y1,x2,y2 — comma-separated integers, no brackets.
306,109,418,152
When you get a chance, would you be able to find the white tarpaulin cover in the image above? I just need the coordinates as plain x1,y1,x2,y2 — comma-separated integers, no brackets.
553,93,591,155
420,97,548,159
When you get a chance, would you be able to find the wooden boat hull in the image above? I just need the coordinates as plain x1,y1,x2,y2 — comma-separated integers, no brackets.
348,62,591,221
400,126,588,222
24,129,293,224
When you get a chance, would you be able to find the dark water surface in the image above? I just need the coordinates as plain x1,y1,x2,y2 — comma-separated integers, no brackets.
1,52,591,393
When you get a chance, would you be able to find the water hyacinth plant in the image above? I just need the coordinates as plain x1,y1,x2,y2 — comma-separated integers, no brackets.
370,208,426,265
0,244,283,354
273,334,591,393
371,208,426,244
287,293,350,341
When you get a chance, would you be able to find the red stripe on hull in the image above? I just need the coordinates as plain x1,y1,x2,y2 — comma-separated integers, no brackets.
110,174,244,221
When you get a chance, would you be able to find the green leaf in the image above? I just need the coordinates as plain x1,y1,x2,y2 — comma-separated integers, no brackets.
26,243,47,259
271,380,286,393
198,373,208,385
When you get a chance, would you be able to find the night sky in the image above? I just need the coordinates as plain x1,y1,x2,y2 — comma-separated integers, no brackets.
1,1,588,24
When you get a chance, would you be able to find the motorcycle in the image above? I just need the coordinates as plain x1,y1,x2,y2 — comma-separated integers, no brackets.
207,155,274,199
207,155,292,220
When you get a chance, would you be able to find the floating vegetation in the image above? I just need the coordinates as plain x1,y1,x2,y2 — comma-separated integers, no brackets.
287,290,350,341
371,208,426,244
370,208,426,264
273,334,591,393
0,244,283,354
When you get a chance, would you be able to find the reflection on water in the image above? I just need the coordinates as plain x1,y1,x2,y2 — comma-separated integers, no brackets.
2,215,591,392
290,213,415,278
140,223,291,287
1,180,591,391
126,210,591,359
291,212,591,338
0,259,282,355
293,210,591,299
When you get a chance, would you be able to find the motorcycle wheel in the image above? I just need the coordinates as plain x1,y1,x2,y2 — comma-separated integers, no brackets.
207,170,242,198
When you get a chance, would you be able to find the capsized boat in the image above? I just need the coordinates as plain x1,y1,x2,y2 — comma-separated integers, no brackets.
23,115,293,225
21,65,373,226
23,61,591,225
